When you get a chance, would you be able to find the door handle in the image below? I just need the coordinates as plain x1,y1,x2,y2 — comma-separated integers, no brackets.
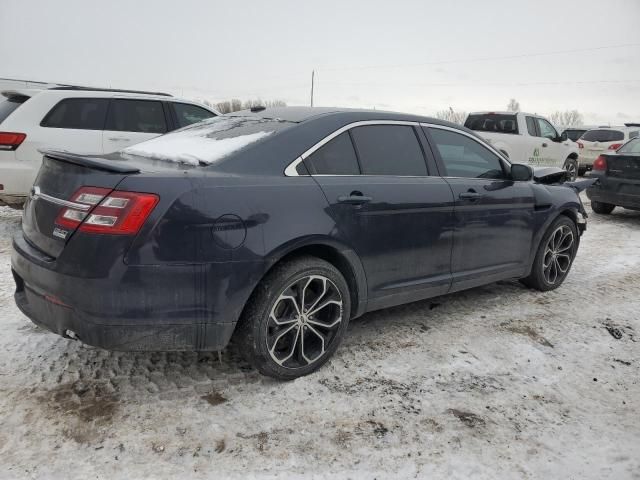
459,191,483,201
107,137,131,142
337,192,372,205
542,143,548,147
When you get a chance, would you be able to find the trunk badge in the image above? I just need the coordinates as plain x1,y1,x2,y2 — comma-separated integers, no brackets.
53,227,69,240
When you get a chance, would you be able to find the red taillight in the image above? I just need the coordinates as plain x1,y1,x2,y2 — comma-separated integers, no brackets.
55,187,159,235
593,155,607,171
0,132,26,151
608,143,622,150
577,141,584,149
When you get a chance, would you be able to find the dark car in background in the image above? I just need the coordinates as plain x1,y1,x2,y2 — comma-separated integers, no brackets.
587,137,640,214
12,107,588,380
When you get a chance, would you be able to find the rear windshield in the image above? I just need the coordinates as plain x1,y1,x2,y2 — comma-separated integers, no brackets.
464,114,518,134
581,129,624,142
564,129,586,142
0,95,28,124
618,138,640,154
123,116,291,166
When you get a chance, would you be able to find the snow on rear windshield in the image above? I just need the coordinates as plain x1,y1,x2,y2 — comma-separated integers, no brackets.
123,116,287,165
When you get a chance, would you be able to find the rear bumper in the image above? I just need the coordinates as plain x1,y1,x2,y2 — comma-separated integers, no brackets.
0,155,38,199
586,177,640,209
11,232,258,351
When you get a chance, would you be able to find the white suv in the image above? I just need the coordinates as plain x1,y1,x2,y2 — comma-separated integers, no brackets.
578,125,640,172
0,87,219,206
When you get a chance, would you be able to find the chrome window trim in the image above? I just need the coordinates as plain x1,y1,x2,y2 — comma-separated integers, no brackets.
284,120,422,177
283,120,511,178
30,186,91,211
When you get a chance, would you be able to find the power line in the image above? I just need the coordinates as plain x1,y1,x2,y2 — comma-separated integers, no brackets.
320,43,640,72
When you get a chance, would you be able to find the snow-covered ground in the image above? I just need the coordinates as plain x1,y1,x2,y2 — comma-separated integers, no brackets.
0,201,639,480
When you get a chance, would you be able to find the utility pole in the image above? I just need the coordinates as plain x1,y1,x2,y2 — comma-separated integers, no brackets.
310,70,315,107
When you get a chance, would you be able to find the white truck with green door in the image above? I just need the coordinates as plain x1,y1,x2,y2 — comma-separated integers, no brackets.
464,111,580,180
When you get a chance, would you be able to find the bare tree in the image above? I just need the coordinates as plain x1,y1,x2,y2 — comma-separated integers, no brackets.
548,110,584,127
215,98,287,113
435,107,467,125
507,98,520,112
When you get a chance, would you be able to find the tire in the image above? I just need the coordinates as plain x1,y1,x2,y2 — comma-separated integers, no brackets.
563,158,578,181
237,256,351,380
591,200,615,215
521,216,579,292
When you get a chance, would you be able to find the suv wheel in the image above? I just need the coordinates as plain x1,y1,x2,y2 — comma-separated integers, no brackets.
591,200,615,215
563,158,578,181
521,216,578,291
237,256,351,380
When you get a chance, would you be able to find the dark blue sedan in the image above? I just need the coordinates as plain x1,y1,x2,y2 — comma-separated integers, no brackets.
12,107,588,379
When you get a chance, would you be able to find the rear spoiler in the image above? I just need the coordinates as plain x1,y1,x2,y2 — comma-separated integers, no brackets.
1,89,35,99
40,149,141,174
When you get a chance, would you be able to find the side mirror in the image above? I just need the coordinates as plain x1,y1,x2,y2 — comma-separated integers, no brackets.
511,163,533,181
560,132,568,142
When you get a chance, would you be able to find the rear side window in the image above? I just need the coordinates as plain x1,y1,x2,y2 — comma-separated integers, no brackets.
106,99,167,133
305,132,360,175
350,125,427,176
173,103,216,128
464,114,518,134
428,128,505,179
40,98,108,130
582,130,624,142
525,116,537,136
0,95,28,124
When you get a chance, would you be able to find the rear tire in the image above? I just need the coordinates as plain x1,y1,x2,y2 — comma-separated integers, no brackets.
563,158,578,181
236,256,351,380
591,200,615,215
521,216,578,292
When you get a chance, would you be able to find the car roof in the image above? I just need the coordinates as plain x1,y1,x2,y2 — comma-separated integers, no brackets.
468,111,523,116
227,106,459,127
1,88,219,113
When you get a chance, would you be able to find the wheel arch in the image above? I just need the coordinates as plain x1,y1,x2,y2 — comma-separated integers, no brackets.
525,206,581,277
261,237,368,319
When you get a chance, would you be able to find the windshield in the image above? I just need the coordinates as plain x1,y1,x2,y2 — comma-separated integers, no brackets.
464,114,518,134
617,138,640,154
581,129,624,142
123,116,291,166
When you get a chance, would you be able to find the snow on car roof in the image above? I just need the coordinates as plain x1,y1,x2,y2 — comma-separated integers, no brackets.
122,117,278,166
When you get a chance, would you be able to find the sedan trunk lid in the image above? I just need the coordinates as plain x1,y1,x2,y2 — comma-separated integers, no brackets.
22,151,138,258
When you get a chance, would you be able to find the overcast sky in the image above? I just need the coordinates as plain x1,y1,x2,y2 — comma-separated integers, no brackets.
2,0,640,124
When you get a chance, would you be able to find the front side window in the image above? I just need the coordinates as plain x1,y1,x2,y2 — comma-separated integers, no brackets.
106,99,167,133
350,125,427,176
305,132,360,175
525,116,537,136
428,128,505,179
536,118,558,140
40,98,109,130
173,103,216,128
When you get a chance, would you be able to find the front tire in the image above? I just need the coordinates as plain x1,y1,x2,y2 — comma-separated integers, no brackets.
591,200,615,215
563,158,578,181
237,256,351,380
521,216,578,291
